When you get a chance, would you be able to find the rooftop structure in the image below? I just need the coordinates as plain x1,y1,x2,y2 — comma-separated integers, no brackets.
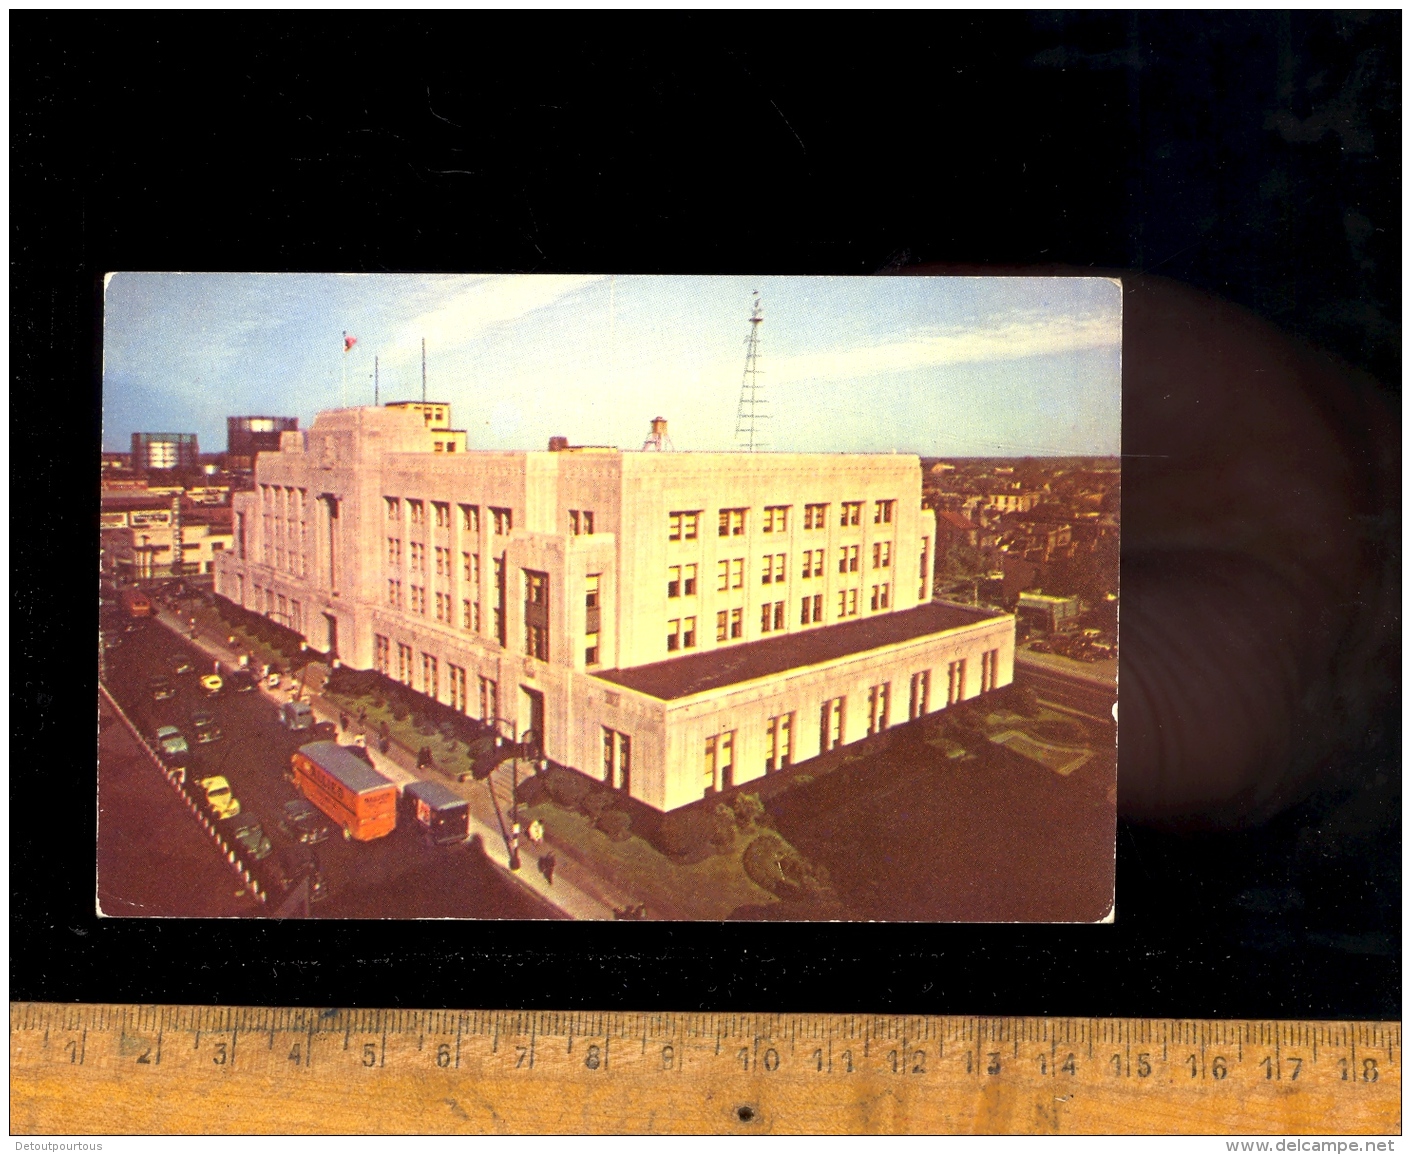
214,402,1014,811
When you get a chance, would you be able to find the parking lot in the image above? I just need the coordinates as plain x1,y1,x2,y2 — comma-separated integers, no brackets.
98,612,561,919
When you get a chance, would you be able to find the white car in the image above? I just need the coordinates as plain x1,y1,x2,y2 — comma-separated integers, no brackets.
154,725,189,762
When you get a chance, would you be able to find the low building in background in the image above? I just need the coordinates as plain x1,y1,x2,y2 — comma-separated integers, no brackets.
214,403,1015,812
101,492,233,579
1016,590,1082,634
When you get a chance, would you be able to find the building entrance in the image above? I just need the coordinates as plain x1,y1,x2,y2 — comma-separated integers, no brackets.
521,686,545,753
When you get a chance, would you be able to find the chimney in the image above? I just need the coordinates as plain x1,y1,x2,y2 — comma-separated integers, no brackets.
548,436,570,453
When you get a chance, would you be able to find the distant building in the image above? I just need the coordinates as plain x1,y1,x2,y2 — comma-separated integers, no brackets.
131,432,199,473
215,402,1015,813
101,491,233,580
226,416,299,472
1016,591,1081,634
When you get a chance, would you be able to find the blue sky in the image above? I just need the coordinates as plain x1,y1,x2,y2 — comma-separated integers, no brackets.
102,274,1121,456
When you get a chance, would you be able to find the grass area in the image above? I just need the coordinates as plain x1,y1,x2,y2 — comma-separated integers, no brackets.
987,730,1093,776
517,798,781,920
320,687,472,771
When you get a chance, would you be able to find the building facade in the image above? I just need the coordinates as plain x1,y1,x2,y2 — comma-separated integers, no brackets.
214,404,1014,811
226,416,299,471
131,432,200,473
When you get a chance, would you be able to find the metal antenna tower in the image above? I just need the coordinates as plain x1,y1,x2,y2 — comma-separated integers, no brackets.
734,291,768,451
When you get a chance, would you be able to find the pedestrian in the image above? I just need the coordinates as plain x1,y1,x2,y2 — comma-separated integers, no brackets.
527,818,545,844
537,852,556,886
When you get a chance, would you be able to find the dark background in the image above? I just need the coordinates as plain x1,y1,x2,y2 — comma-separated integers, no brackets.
12,12,1399,1017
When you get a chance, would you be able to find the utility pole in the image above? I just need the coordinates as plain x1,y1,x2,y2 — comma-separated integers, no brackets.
734,292,768,451
421,338,427,403
374,355,379,406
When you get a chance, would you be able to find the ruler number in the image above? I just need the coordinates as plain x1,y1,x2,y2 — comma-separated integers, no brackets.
213,1042,227,1066
738,1047,750,1071
1110,1053,1150,1078
661,1045,674,1071
1288,1057,1303,1080
63,1040,78,1065
1212,1057,1228,1080
840,1050,854,1073
762,1048,780,1072
436,1043,452,1069
135,1047,152,1065
1343,1057,1379,1083
362,1043,377,1068
888,1049,926,1075
288,1044,302,1064
585,1044,602,1071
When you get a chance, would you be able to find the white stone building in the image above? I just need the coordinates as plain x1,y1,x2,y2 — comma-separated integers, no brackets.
215,403,1014,811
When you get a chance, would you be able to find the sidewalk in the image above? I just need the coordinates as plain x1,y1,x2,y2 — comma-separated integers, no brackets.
150,605,631,921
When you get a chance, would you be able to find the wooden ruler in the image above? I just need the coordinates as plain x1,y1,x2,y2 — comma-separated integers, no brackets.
10,1003,1400,1135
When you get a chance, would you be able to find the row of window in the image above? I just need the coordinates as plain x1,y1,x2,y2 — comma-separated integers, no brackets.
251,585,302,632
669,500,896,542
374,633,498,721
385,498,513,536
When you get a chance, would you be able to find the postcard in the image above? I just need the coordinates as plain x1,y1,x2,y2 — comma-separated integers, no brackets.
98,273,1119,922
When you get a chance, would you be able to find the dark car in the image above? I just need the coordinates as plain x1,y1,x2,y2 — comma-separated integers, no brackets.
226,669,256,694
230,817,274,863
172,654,195,676
190,710,222,744
266,846,326,903
148,676,177,702
310,719,338,742
278,798,331,846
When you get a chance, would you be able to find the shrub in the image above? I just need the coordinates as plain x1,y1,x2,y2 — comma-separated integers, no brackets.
743,835,829,902
1011,685,1042,718
544,765,590,810
517,775,548,808
580,789,613,821
596,809,632,842
389,700,409,722
656,804,734,864
730,792,765,830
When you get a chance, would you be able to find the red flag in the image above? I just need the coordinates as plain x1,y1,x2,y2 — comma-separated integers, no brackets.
344,333,358,352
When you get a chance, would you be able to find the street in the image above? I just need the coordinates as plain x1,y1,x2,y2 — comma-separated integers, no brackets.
98,615,563,920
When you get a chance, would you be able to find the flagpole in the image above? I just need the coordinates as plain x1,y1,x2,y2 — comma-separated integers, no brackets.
341,331,347,408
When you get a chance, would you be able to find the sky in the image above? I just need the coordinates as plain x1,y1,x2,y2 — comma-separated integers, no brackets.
102,274,1121,457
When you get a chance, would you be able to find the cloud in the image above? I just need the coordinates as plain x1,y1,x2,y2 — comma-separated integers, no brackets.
767,308,1122,385
385,275,605,363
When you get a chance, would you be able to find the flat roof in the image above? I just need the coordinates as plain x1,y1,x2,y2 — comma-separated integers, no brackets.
594,602,1007,702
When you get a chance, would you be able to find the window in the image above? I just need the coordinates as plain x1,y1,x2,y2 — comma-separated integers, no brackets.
732,559,744,589
669,510,700,541
774,554,786,584
585,574,600,610
478,676,498,723
387,579,402,608
838,588,859,617
840,501,862,527
716,610,729,643
668,565,681,598
874,499,895,525
838,545,859,574
410,585,426,615
585,633,600,666
867,683,891,735
870,583,891,611
397,643,414,685
760,604,773,633
568,509,595,535
387,537,401,566
433,501,450,529
374,634,390,675
448,665,468,713
820,697,845,752
762,553,786,584
947,658,966,706
463,552,479,583
460,503,480,533
291,601,301,632
909,670,931,719
730,608,743,638
804,503,829,530
434,546,446,577
800,549,824,579
811,593,823,623
773,601,785,630
980,648,1001,693
703,730,735,793
462,599,475,631
422,654,439,700
717,560,729,592
667,618,681,652
800,597,812,626
409,542,424,573
491,507,513,535
682,564,696,595
526,624,549,661
762,505,790,533
385,497,401,521
526,571,548,606
919,537,931,600
435,591,446,622
408,500,425,526
873,541,892,568
524,569,549,660
683,616,696,649
718,508,746,537
766,713,793,772
603,728,632,790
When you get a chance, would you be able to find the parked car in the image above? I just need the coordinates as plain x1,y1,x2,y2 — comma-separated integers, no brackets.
267,846,326,903
227,669,256,694
190,710,222,744
230,817,274,863
1028,640,1052,654
154,725,190,765
198,775,241,821
200,674,224,695
281,700,314,730
278,798,332,845
171,654,195,676
149,676,177,702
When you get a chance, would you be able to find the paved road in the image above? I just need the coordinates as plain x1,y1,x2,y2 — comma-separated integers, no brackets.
1014,656,1118,726
99,616,563,920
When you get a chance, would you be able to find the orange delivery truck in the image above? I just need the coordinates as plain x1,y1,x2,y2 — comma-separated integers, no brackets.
290,741,397,842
